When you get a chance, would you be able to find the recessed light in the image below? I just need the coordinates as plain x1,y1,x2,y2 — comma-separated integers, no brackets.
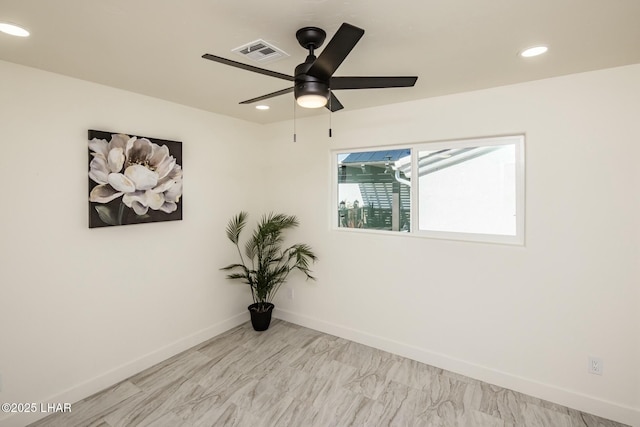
520,46,548,58
0,22,30,37
255,105,270,110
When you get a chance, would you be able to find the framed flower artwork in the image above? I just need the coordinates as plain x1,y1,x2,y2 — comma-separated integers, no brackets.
88,130,183,228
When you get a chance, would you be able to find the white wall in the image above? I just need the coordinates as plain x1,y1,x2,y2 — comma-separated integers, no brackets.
0,60,265,426
265,65,640,425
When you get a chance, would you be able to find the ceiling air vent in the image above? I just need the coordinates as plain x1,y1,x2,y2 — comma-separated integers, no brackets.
232,39,289,64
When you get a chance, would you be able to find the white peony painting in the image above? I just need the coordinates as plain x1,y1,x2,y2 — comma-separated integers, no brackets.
88,130,183,228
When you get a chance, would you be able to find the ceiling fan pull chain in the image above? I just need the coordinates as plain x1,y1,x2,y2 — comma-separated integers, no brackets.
293,98,297,142
329,95,333,138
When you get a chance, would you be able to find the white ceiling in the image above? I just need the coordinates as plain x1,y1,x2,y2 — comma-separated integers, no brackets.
1,0,639,124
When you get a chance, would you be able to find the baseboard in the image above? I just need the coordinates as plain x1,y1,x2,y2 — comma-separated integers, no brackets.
0,312,248,427
274,309,640,427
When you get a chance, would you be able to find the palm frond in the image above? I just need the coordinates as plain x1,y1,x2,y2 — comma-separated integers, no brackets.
220,263,248,271
225,211,247,245
244,237,257,262
288,244,318,280
225,272,250,281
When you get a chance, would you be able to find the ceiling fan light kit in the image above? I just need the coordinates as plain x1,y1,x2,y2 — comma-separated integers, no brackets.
202,22,418,113
296,93,328,108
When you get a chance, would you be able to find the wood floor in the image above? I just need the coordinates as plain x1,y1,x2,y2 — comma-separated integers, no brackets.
29,319,628,427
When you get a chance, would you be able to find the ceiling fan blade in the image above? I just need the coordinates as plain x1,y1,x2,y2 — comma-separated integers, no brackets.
331,76,418,90
239,87,294,104
202,54,294,82
306,23,365,81
326,92,344,112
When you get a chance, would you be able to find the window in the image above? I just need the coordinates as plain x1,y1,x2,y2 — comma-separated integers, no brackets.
333,135,525,244
337,149,411,232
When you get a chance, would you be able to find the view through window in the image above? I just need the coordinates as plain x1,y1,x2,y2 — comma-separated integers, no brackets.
337,149,411,232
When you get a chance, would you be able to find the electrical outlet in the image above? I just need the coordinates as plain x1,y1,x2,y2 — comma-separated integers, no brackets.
588,356,603,375
287,287,294,300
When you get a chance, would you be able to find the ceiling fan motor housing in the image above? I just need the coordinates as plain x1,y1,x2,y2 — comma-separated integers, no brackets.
294,27,330,103
294,58,329,101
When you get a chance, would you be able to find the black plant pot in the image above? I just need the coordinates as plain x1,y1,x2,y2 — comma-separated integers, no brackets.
248,303,274,331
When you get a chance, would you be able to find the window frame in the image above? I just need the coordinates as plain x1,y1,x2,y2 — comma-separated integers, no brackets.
331,135,525,245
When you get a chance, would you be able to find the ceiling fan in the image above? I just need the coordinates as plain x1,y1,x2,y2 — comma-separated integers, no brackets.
202,23,418,112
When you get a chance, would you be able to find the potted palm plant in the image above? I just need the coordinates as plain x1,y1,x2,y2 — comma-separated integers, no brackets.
221,211,317,331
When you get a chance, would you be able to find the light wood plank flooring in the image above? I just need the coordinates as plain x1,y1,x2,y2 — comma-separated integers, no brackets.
29,319,629,427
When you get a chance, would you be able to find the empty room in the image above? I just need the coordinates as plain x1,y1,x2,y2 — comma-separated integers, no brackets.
0,1,638,426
